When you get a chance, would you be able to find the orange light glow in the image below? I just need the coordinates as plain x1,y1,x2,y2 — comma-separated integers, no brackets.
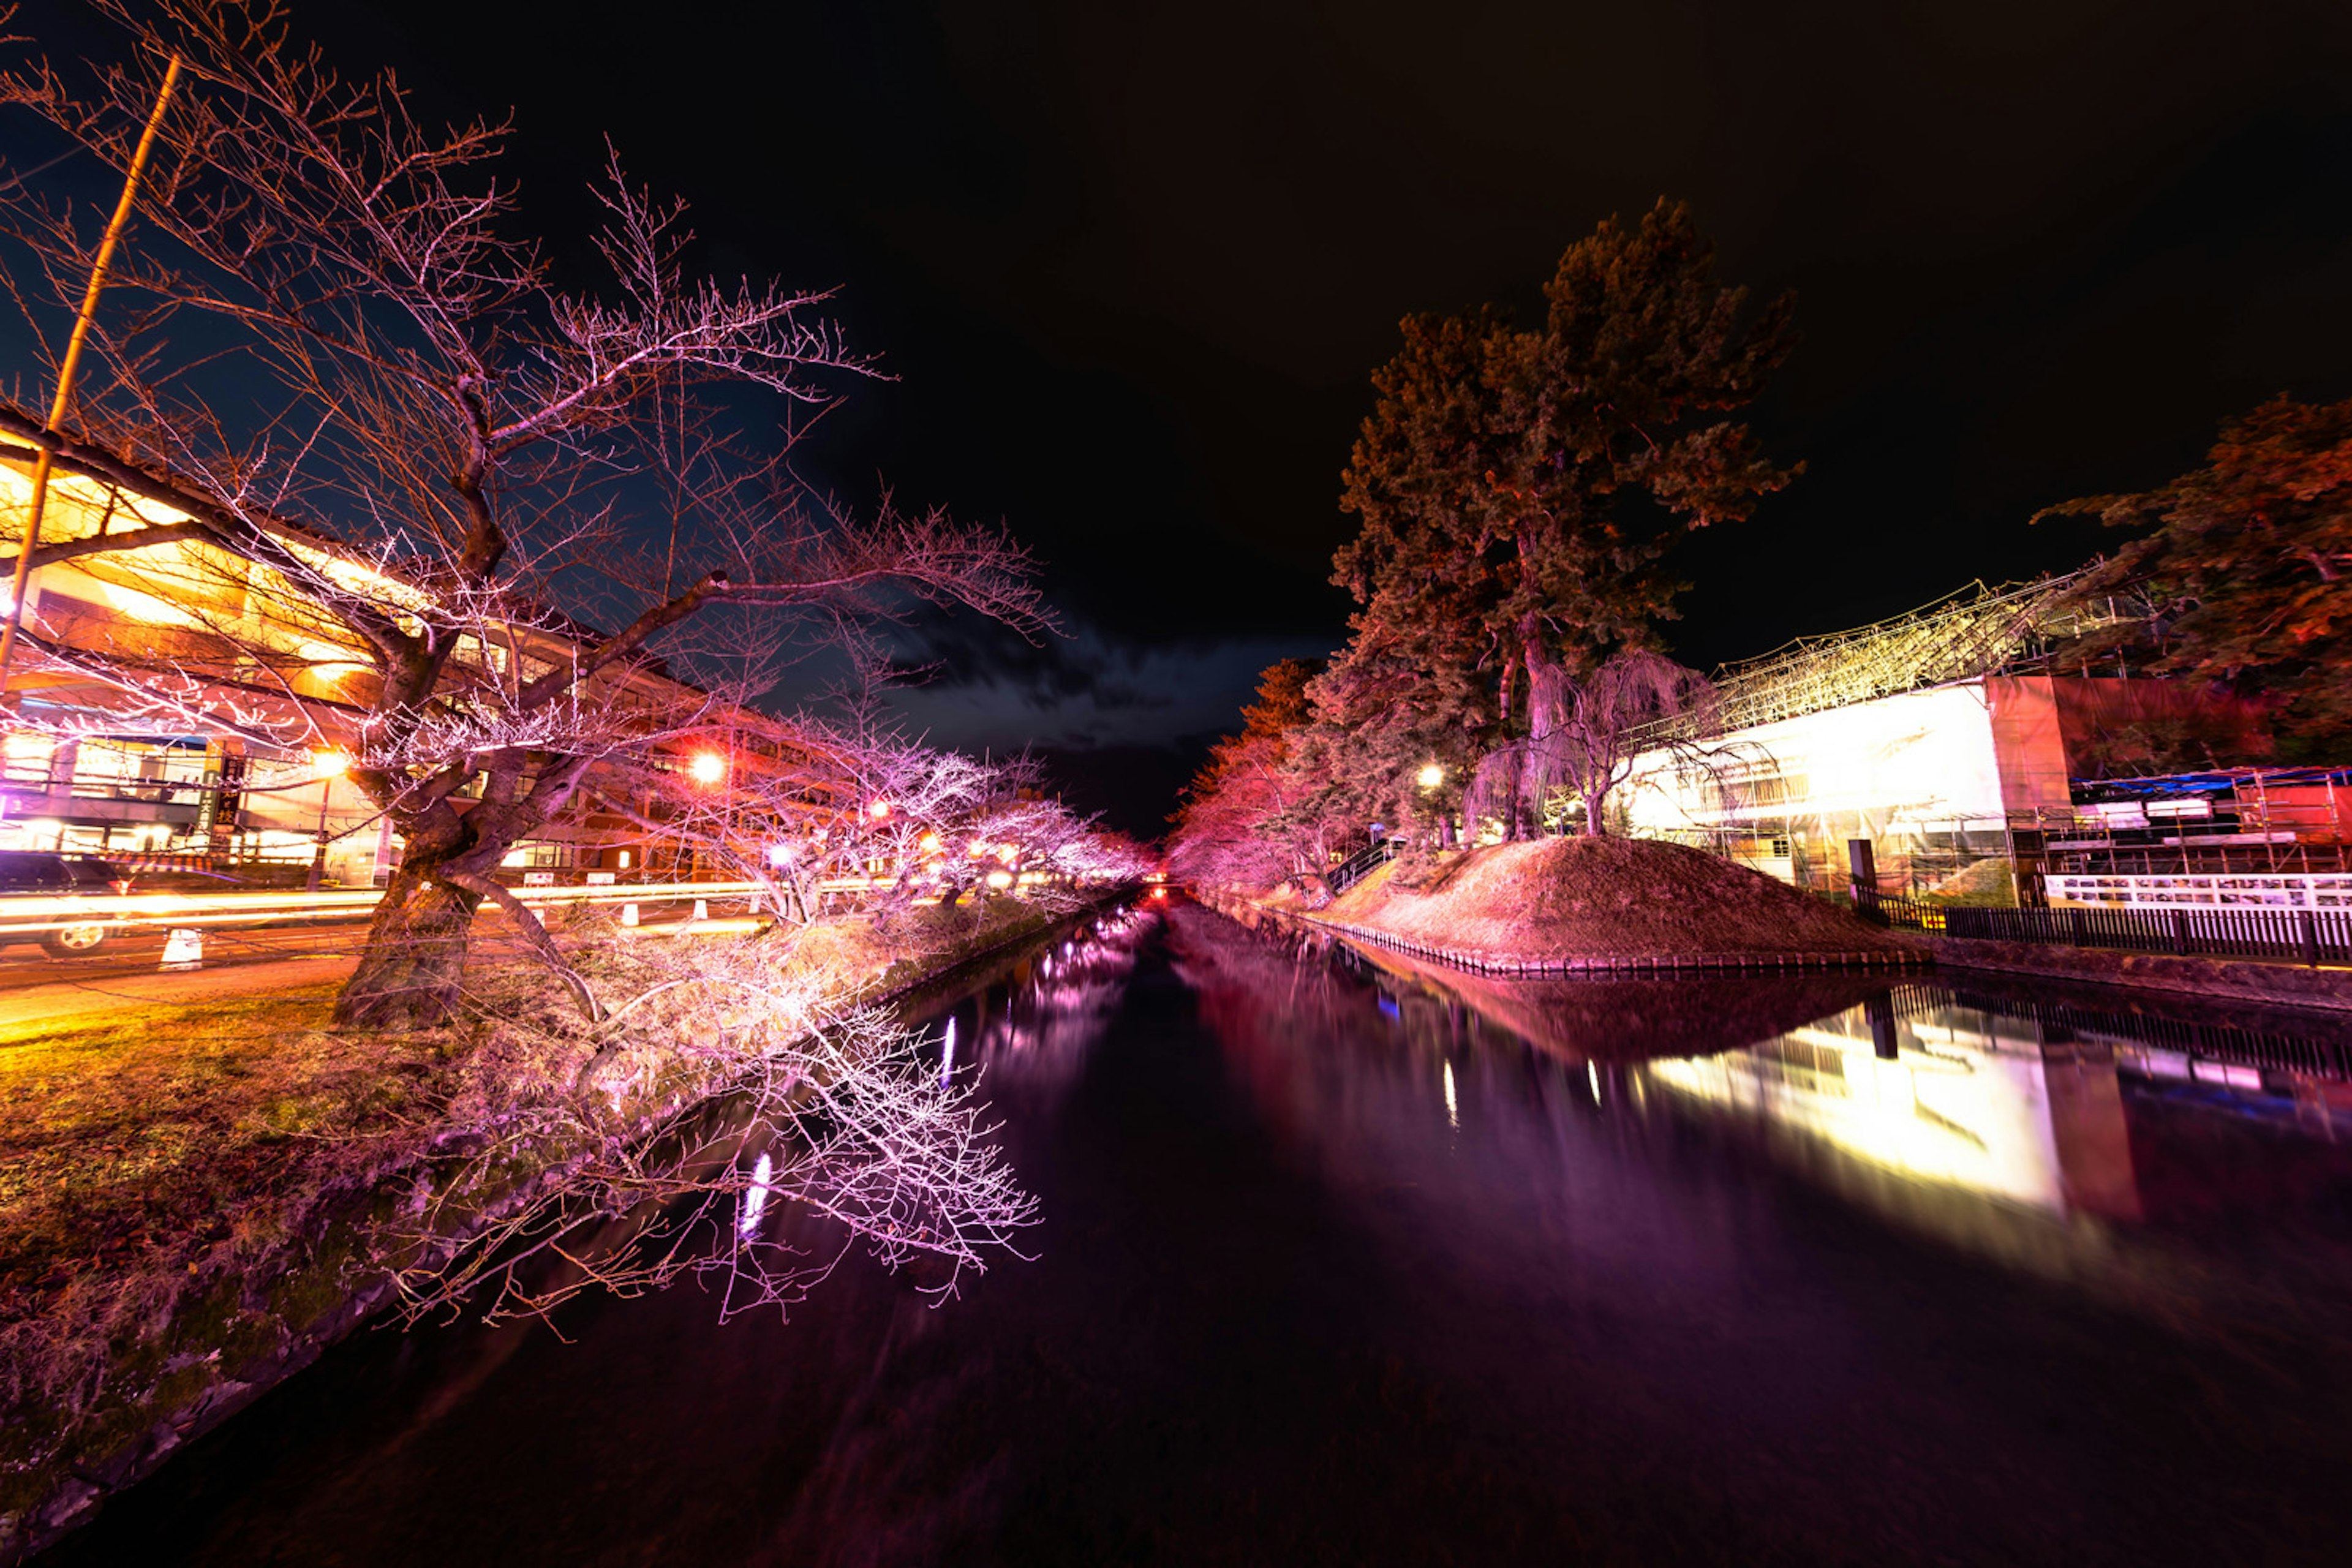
688,752,726,785
869,799,893,820
985,869,1015,889
919,832,942,854
313,750,352,777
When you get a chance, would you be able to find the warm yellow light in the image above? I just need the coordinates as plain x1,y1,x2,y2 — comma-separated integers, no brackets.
985,869,1015,889
1417,763,1444,789
314,750,352,777
869,799,893,820
617,850,631,869
919,832,942,854
688,752,726,785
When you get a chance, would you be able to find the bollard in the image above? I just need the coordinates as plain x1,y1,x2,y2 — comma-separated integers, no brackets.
620,902,639,927
747,892,761,914
160,928,203,971
692,898,708,923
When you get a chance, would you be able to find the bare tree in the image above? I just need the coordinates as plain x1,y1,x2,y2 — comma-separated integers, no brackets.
383,987,1041,1329
0,1,1044,1025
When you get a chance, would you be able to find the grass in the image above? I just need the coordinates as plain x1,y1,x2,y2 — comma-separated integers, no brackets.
0,983,432,1306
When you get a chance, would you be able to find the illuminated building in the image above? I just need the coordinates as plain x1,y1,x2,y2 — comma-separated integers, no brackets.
1614,578,2320,901
0,456,834,883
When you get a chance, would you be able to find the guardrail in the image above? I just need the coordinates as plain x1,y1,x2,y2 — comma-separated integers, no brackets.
0,878,781,945
1941,903,2352,968
1327,837,1400,895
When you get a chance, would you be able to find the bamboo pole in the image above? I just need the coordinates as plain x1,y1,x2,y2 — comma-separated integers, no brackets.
0,54,184,701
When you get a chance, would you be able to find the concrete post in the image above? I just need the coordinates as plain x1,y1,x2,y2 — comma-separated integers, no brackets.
1847,838,1878,915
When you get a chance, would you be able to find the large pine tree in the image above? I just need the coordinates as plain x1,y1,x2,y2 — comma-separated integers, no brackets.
2041,394,2352,760
1322,199,1796,831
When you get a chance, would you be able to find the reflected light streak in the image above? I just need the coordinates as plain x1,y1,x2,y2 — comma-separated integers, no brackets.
737,1151,773,1237
1443,1060,1459,1129
939,1016,958,1088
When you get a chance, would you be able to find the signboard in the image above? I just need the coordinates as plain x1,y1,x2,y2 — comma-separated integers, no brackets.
586,871,616,885
522,870,556,886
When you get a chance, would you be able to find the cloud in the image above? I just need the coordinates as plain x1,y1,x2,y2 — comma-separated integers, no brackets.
881,609,1329,753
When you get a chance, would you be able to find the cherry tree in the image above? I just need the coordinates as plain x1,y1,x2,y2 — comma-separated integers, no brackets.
0,1,1042,1025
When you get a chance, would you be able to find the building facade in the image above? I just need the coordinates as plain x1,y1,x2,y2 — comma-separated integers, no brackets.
1,456,836,885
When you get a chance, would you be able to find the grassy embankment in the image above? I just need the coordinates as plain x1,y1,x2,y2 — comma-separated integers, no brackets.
1264,836,1913,964
0,894,1057,1559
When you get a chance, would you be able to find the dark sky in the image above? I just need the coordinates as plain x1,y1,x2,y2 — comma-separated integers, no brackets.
36,2,2352,833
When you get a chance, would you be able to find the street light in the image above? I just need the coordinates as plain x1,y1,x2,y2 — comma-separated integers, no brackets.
306,750,350,892
1417,762,1444,790
688,751,726,785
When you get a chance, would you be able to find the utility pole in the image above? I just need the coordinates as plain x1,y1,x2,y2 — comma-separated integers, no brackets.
0,55,183,701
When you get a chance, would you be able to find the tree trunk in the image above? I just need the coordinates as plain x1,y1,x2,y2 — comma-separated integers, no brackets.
334,858,486,1028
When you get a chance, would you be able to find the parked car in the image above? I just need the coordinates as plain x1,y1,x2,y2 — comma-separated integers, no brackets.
0,851,129,956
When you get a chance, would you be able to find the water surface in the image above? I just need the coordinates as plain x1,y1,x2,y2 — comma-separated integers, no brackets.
52,900,2352,1565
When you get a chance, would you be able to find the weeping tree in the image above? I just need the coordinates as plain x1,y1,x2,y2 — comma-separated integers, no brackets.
1330,199,1795,837
0,1,1042,1026
1463,648,1714,837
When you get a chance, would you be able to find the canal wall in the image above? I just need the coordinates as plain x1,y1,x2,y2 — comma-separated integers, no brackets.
1932,937,2352,1016
1250,900,1928,978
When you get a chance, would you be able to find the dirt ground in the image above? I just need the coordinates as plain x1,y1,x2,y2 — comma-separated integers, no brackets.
1329,837,1912,962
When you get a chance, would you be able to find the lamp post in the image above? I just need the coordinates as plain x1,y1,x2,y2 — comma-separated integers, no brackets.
306,750,349,892
688,750,731,881
1417,761,1452,848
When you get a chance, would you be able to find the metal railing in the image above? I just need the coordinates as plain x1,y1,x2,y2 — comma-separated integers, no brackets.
1942,903,2352,968
1327,837,1400,894
1847,891,1949,933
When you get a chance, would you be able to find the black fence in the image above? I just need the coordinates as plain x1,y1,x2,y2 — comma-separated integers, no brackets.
1942,902,2352,968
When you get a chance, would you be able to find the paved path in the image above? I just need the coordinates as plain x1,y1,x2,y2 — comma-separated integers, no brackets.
0,953,360,1030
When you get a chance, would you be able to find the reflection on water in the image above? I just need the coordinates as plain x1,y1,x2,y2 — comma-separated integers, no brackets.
1209,902,2352,1333
956,907,1154,1102
1648,993,2109,1218
50,899,2352,1567
1645,982,2352,1239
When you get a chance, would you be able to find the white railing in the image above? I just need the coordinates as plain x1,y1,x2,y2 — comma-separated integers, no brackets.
2045,870,2352,911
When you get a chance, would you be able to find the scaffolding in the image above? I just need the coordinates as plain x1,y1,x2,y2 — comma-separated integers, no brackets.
1689,570,2115,737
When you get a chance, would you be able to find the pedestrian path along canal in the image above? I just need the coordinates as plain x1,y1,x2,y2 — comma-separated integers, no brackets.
53,899,2352,1564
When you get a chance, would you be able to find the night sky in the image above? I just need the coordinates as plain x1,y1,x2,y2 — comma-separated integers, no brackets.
31,2,2352,834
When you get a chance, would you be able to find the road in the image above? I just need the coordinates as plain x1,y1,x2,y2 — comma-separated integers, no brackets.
0,884,763,1015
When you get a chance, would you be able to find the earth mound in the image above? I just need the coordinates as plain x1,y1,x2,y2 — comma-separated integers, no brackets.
1331,836,1910,962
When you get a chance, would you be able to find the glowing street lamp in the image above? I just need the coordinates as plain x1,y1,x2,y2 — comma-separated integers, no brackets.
306,750,350,892
867,799,893,820
688,751,727,785
1416,762,1444,790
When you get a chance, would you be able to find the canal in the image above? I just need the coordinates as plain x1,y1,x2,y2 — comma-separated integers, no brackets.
50,899,2352,1564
